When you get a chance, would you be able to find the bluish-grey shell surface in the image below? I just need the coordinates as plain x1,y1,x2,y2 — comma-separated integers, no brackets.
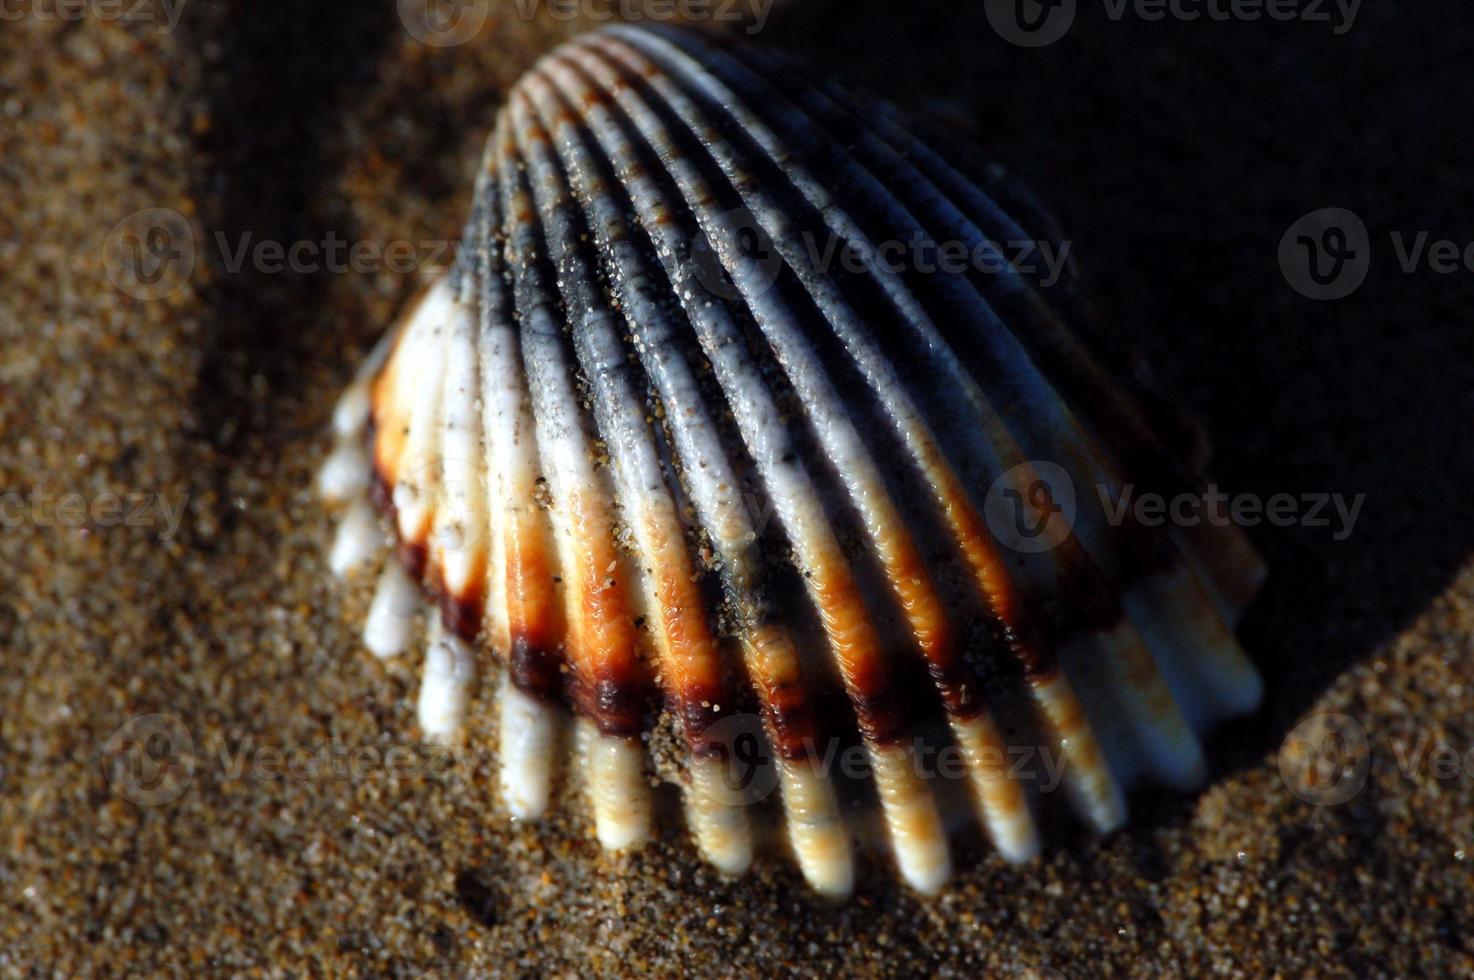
318,23,1266,897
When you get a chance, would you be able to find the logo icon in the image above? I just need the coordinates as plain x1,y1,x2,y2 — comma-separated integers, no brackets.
1278,712,1370,806
984,460,1077,554
396,454,489,560
101,713,196,806
398,0,491,47
1279,207,1370,300
689,207,784,304
698,713,780,807
103,208,195,301
985,0,1077,48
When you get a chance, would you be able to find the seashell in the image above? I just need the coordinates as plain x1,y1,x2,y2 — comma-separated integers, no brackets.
318,24,1265,897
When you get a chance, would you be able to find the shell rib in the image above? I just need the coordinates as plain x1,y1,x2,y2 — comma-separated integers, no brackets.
319,24,1264,897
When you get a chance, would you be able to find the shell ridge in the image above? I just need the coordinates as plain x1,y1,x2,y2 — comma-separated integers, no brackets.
629,29,1211,805
389,287,454,562
524,57,857,893
587,30,1129,834
477,173,568,816
580,34,1055,884
550,42,962,890
509,84,756,871
752,49,1263,626
635,29,1260,742
496,119,657,849
427,281,489,632
477,169,566,694
497,121,647,741
524,59,816,746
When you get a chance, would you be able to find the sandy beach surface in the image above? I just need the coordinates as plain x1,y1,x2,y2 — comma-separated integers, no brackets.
3,0,1472,975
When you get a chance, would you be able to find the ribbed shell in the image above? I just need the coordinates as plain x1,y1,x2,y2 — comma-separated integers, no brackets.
318,24,1264,897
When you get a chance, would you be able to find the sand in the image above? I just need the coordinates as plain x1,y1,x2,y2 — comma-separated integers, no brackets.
3,0,1472,975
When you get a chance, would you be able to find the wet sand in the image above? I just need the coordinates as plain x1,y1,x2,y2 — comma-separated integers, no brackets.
3,1,1472,975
